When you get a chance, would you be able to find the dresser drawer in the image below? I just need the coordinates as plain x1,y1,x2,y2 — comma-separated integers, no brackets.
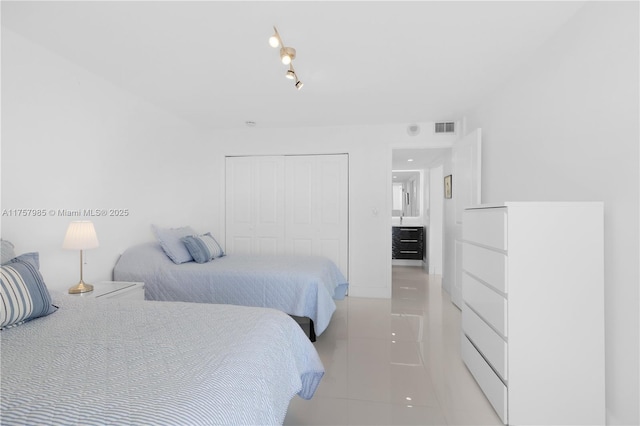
463,243,508,294
462,272,508,337
462,335,508,424
463,208,507,250
463,306,508,380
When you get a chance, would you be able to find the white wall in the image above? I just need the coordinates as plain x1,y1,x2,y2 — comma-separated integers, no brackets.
1,30,214,291
464,2,639,424
441,153,454,295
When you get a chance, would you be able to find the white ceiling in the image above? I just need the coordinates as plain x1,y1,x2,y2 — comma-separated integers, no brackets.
392,146,450,170
2,1,585,130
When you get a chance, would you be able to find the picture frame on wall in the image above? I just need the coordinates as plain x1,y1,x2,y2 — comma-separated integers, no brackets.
444,175,452,199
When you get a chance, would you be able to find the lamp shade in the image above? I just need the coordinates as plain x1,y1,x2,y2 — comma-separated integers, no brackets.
62,221,99,250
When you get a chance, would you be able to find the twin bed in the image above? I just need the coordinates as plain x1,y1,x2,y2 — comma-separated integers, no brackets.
113,241,349,341
1,294,323,425
1,238,334,424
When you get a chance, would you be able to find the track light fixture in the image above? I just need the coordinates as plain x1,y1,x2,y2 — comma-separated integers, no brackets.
269,26,303,90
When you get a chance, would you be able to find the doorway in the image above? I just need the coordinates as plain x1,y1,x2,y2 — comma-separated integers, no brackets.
391,147,450,274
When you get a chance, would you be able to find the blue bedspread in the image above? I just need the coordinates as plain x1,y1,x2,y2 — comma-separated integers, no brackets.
1,293,324,425
113,242,348,336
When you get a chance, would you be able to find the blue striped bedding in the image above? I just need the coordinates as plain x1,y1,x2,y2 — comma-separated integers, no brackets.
113,242,348,337
1,293,324,425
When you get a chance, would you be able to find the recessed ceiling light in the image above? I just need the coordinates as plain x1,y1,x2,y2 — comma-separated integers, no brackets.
245,121,256,127
407,158,414,162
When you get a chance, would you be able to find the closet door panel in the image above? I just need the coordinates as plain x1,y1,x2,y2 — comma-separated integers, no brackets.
226,156,285,254
231,236,252,254
230,161,253,225
292,238,313,256
254,157,285,254
290,159,313,226
285,155,348,278
225,157,253,254
319,160,342,226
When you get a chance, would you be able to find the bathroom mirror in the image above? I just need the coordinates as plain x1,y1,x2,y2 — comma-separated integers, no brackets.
392,170,420,217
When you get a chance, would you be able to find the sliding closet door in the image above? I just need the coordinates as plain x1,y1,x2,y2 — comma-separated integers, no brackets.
285,155,349,276
225,156,285,254
226,154,348,278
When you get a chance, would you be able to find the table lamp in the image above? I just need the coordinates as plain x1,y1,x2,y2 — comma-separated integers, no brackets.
63,220,99,294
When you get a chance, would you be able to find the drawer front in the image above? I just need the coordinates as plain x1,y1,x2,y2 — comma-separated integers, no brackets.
396,241,420,250
462,335,507,424
463,243,508,294
463,208,507,250
462,273,508,337
462,306,508,380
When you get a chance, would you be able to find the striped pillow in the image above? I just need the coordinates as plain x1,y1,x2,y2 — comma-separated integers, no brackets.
1,252,57,329
181,233,225,264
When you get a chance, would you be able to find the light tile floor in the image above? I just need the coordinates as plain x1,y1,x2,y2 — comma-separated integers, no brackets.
284,266,503,426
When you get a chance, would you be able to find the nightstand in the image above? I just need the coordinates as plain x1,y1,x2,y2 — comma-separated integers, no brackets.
70,281,145,301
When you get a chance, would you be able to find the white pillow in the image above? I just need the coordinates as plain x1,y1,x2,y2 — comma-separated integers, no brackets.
151,225,197,264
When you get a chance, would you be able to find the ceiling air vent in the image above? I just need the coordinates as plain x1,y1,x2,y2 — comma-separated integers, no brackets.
434,122,456,134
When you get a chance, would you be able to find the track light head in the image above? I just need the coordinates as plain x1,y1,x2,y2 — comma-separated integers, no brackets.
280,47,296,65
295,80,303,90
286,64,296,80
269,27,281,48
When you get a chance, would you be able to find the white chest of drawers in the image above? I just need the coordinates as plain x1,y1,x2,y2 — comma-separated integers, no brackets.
461,202,605,425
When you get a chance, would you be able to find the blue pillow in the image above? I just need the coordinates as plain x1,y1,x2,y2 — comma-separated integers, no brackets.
181,233,225,264
151,225,197,264
1,252,57,329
